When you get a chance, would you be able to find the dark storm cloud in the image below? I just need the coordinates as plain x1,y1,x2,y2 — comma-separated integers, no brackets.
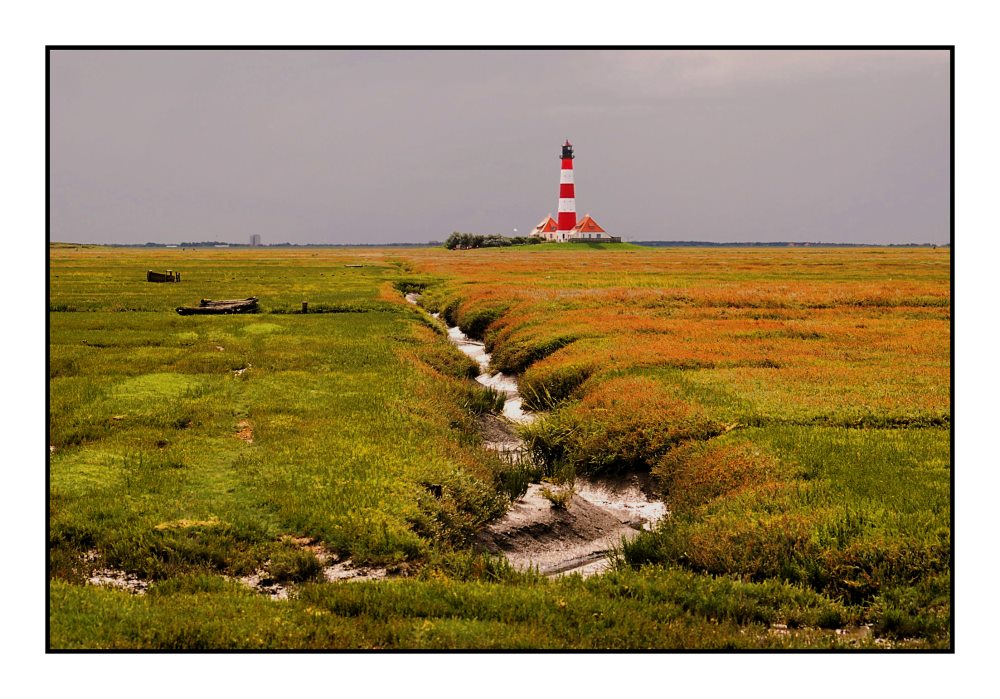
49,49,949,244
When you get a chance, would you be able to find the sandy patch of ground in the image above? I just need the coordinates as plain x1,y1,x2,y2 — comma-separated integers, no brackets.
235,419,254,443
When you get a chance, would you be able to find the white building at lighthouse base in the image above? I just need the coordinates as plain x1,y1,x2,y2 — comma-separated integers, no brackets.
530,213,619,242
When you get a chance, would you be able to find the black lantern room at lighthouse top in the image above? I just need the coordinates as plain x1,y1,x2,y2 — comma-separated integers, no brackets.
561,140,574,160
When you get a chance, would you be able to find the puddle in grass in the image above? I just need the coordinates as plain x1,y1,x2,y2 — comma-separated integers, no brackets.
81,540,390,599
83,550,150,595
235,539,390,597
405,292,667,577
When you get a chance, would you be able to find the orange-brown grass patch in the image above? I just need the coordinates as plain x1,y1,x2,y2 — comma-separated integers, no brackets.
522,376,721,474
653,440,784,515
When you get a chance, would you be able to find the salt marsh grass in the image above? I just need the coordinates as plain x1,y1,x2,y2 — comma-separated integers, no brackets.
49,244,950,649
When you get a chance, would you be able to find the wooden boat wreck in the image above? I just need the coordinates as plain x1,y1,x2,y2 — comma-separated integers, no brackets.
176,297,259,315
147,270,181,282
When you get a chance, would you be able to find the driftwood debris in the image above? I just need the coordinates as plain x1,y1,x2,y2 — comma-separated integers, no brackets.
147,270,181,282
176,297,259,315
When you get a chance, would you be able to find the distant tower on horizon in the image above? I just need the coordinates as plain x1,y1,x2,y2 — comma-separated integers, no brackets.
250,234,261,247
556,140,577,242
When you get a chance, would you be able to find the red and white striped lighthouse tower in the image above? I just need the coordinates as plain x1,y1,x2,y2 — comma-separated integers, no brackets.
556,140,577,242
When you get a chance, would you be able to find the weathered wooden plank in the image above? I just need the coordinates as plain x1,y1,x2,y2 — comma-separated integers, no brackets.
177,297,258,315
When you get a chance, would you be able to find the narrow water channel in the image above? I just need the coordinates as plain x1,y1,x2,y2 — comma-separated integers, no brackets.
405,292,667,577
447,325,536,425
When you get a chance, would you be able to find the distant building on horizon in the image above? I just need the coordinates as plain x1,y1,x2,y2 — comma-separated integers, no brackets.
250,234,261,247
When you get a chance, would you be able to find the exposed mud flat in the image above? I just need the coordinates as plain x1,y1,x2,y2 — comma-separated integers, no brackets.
232,547,391,597
478,484,641,577
574,473,667,532
233,556,388,599
479,477,666,577
87,568,152,594
478,413,524,452
236,570,291,600
283,536,391,583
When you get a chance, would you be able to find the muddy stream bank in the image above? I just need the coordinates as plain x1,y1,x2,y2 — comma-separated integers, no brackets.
406,292,666,577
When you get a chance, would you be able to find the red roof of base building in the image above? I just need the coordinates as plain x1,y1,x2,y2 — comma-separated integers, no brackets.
532,215,558,234
571,214,606,234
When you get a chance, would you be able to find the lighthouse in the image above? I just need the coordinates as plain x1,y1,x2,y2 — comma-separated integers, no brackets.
556,140,577,242
527,139,620,243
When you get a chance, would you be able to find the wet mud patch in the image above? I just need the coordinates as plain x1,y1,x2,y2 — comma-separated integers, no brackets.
478,413,523,452
574,472,667,532
82,550,150,595
88,569,151,594
478,477,666,578
321,559,389,582
79,535,392,600
286,536,390,583
233,537,392,598
235,570,292,600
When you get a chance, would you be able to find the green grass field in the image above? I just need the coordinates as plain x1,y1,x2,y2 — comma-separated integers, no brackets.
48,244,951,649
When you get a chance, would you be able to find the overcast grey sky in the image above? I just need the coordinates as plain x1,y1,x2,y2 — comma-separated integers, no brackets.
49,49,949,244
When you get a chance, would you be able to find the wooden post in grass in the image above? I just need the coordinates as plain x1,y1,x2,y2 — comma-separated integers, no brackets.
302,301,308,314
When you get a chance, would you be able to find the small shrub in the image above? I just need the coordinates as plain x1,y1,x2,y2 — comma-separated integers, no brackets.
268,548,323,583
457,305,508,340
539,484,574,510
490,334,580,374
815,607,844,630
493,454,541,502
444,232,542,250
459,384,505,416
393,279,431,294
519,412,577,475
520,362,596,411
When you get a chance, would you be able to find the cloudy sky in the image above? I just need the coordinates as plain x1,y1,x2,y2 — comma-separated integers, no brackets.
49,49,950,244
